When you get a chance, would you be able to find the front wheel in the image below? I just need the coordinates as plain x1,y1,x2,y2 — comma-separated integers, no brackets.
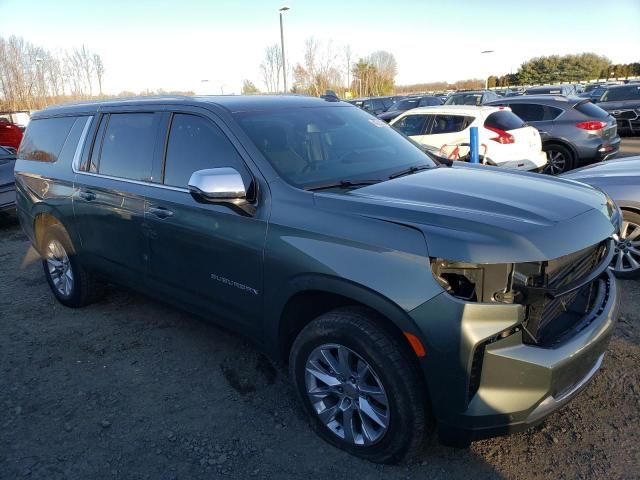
289,307,429,464
610,211,640,279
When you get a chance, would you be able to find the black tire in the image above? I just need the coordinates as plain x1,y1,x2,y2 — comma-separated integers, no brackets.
543,143,575,175
41,223,104,307
289,307,429,464
611,210,640,279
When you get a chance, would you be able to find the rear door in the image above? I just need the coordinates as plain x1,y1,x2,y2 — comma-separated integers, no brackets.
506,102,561,138
73,111,164,283
144,109,269,327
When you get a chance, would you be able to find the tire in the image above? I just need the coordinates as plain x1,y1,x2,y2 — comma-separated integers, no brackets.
41,223,104,307
543,143,575,175
610,210,640,279
289,307,429,464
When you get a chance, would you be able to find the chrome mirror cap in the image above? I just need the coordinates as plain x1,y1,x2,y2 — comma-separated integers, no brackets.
188,168,247,200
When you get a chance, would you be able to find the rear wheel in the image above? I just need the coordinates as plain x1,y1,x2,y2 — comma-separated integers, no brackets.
289,307,429,464
41,224,104,307
610,211,640,279
543,144,574,175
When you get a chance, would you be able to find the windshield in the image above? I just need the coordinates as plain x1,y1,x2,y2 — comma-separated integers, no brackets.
445,93,482,106
235,106,435,188
388,99,419,112
601,86,640,102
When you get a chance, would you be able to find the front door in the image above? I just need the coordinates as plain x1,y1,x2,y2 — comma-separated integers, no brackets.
144,111,268,327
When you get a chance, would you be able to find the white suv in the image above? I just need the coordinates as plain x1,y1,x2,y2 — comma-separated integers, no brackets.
390,105,547,171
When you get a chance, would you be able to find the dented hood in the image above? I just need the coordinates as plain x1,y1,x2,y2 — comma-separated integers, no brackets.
341,164,617,263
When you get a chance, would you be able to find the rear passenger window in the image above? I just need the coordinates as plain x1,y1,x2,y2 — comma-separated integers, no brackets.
508,103,562,122
163,114,246,188
430,115,474,134
97,113,156,181
484,111,525,131
574,101,609,119
18,117,77,162
393,115,428,136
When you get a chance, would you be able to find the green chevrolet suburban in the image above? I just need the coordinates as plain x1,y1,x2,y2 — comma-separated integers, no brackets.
14,95,620,463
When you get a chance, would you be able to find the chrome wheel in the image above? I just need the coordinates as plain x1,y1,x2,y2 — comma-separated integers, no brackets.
45,239,74,296
611,220,640,274
305,344,390,446
543,150,567,175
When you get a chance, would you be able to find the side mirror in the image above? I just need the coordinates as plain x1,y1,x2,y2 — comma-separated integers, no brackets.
188,167,256,216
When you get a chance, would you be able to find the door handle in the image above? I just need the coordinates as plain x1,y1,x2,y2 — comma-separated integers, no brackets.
148,206,174,219
78,190,96,201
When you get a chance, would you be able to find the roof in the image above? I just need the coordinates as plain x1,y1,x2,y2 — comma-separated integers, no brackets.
33,94,351,118
486,95,585,105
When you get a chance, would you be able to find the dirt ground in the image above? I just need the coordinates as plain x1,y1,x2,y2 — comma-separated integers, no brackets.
0,216,638,480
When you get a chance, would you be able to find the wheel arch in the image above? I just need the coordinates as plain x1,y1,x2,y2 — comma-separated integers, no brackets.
31,207,76,255
542,138,578,160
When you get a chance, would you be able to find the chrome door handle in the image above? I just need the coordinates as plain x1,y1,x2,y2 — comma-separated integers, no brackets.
148,206,174,219
78,190,96,201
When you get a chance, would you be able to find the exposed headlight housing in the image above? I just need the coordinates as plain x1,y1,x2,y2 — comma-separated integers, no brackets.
430,259,519,303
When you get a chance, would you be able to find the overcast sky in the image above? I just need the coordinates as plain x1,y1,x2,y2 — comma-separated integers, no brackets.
2,0,639,94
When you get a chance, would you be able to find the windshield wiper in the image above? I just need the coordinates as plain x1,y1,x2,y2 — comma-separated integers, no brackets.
304,179,382,191
388,164,432,179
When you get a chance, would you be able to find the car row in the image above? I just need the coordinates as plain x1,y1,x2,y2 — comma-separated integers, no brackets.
0,145,17,214
14,95,621,463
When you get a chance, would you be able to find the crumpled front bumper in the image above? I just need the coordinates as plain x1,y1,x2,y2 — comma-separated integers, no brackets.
410,269,619,445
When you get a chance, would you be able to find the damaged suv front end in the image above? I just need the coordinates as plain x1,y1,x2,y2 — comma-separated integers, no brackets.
410,178,621,444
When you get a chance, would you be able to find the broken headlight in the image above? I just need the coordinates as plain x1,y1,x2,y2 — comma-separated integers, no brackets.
430,259,518,303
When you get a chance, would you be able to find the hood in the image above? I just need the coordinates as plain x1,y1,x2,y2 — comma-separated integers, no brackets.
317,164,616,263
597,100,640,110
562,156,640,180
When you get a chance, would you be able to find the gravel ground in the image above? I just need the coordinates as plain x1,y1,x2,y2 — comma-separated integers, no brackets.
1,216,638,480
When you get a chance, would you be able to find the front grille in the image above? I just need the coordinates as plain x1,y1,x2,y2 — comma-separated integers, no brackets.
521,242,607,346
612,110,638,120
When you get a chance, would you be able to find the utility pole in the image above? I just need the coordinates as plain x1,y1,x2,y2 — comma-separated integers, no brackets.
279,6,290,93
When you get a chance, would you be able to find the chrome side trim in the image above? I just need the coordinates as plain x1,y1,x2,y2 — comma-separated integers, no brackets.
71,116,94,173
74,170,189,193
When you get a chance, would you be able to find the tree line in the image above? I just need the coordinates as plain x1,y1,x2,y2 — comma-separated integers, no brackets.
0,35,106,111
248,37,399,97
487,53,640,88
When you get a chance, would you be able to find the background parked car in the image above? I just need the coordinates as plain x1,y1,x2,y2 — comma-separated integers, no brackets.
347,96,404,115
562,156,640,278
0,146,17,214
390,105,547,171
0,119,24,150
596,84,640,135
376,96,442,122
443,90,500,106
486,95,620,174
0,110,31,131
524,84,577,96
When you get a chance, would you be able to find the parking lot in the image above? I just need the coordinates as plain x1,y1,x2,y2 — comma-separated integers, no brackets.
619,136,640,158
0,140,638,480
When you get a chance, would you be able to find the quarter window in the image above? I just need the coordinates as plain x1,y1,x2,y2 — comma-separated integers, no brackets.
430,115,474,134
97,113,156,181
18,116,78,162
508,103,562,122
163,114,246,188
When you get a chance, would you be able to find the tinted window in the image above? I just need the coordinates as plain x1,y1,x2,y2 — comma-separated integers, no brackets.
164,114,246,188
372,99,385,111
389,99,419,112
484,111,525,131
98,113,156,181
430,115,474,134
236,106,435,188
508,103,562,121
380,98,393,109
18,117,77,162
574,101,609,119
419,97,441,106
601,86,640,102
393,114,428,136
445,93,482,106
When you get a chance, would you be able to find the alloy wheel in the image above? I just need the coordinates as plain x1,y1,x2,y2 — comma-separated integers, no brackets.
304,343,390,446
611,220,640,274
45,239,74,296
543,150,567,175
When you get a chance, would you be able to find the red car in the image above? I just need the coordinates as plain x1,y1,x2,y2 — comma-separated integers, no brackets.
0,119,23,150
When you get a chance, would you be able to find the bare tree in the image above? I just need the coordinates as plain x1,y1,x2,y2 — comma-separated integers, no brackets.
293,37,342,96
93,54,105,95
260,44,282,93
